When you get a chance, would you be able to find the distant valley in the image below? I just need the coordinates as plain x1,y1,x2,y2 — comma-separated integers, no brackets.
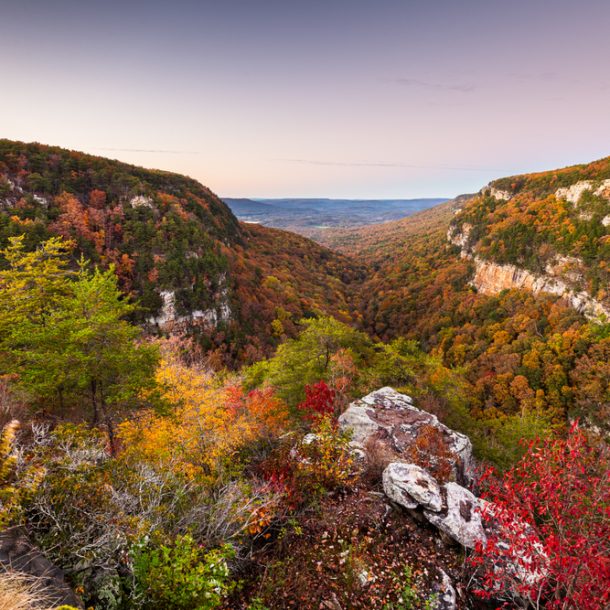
222,196,448,236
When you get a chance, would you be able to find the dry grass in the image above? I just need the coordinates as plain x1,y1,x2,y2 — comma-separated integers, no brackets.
0,570,55,610
362,437,396,486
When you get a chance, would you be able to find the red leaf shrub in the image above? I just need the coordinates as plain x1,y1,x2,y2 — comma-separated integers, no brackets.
298,381,336,422
470,423,610,609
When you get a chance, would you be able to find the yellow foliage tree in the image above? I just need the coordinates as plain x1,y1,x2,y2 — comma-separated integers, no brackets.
119,345,289,484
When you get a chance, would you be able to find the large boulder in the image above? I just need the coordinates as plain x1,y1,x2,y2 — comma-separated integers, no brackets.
424,482,486,549
338,387,473,482
382,462,442,511
381,461,486,550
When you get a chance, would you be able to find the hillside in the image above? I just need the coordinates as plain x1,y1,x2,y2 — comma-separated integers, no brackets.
319,167,610,444
1,144,609,610
449,158,610,319
0,140,362,366
2,141,609,435
317,196,476,343
316,196,467,258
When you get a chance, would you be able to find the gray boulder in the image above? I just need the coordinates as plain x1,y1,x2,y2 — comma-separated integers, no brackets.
424,482,486,549
382,462,442,511
338,387,473,482
431,569,457,610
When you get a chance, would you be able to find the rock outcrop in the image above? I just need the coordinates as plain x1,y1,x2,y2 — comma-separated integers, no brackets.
471,257,610,320
338,387,474,483
555,179,610,204
0,526,82,607
448,218,610,321
129,194,154,209
423,482,486,549
382,462,443,511
147,283,232,329
381,463,486,550
433,569,457,610
446,223,472,258
339,388,546,605
481,185,513,201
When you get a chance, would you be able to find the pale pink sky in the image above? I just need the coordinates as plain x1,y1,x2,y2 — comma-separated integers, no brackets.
2,0,610,198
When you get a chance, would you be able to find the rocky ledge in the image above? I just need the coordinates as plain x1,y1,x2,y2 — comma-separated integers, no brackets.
0,526,83,608
338,388,546,607
338,387,474,483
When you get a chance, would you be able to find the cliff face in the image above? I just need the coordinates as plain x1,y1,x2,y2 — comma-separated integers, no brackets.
470,257,610,320
449,215,610,319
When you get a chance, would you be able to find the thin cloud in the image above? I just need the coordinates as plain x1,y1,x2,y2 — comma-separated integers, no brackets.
93,147,201,155
509,71,557,81
392,78,476,93
277,159,504,172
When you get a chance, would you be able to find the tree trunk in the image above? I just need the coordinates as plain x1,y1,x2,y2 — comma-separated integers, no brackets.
90,379,99,426
100,394,116,456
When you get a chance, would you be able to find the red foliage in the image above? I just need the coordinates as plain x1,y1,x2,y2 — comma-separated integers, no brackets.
298,381,336,422
470,423,610,609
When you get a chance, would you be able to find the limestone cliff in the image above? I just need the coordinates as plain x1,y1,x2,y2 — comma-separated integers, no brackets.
447,175,610,321
470,257,610,320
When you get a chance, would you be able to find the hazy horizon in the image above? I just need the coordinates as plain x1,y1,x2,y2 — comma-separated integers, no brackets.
2,0,610,198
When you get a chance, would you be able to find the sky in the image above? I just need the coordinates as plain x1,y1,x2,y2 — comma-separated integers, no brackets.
1,0,610,198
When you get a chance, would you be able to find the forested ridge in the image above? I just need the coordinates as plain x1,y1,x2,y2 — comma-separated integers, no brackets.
0,140,362,367
1,142,608,609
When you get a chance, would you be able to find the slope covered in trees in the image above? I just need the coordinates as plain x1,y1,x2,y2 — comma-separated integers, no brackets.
452,157,610,311
0,140,362,366
1,145,610,609
319,174,610,456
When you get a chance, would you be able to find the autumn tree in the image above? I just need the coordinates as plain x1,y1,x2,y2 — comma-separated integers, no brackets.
120,345,289,482
244,316,375,407
0,236,159,448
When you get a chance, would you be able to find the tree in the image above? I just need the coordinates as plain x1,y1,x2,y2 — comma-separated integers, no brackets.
244,317,375,407
0,237,159,449
119,345,289,483
298,381,336,422
0,235,73,339
131,535,235,610
571,337,610,428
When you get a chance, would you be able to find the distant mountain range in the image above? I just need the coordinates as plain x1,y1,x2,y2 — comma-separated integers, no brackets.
222,197,449,235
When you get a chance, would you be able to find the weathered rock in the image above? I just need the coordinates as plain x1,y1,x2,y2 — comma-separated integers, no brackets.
481,184,513,201
555,179,610,204
0,526,82,608
447,222,472,258
449,186,610,322
431,568,457,610
338,387,474,482
147,281,232,328
424,482,486,549
129,194,154,208
382,463,442,511
471,256,610,321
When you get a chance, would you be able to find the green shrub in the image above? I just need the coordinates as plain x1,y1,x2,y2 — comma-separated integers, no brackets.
131,534,235,609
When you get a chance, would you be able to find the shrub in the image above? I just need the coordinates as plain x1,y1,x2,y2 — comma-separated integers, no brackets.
297,381,336,422
263,414,355,510
0,420,43,527
406,424,454,483
131,535,235,610
470,423,610,609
